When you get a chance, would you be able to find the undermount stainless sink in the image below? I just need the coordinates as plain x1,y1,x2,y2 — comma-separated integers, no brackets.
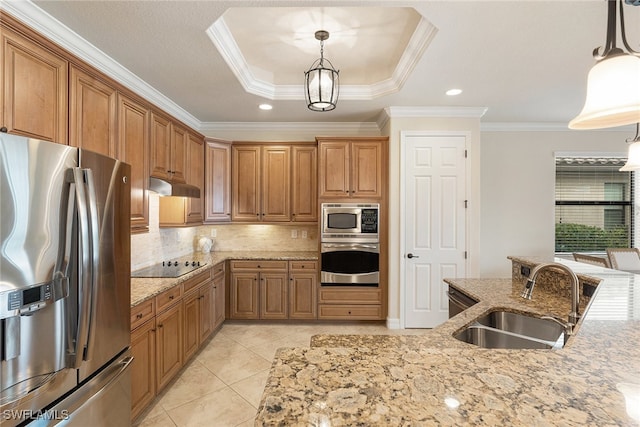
454,310,567,350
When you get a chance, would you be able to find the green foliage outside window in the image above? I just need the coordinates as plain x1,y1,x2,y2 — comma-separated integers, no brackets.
555,223,629,252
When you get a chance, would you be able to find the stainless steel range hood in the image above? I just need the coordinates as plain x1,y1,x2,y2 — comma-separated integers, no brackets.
149,177,200,198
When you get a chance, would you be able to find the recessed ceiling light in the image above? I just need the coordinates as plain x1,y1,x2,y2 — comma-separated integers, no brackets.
259,103,273,110
446,88,462,96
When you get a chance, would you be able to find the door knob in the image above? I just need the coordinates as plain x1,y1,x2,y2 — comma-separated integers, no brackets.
407,253,419,259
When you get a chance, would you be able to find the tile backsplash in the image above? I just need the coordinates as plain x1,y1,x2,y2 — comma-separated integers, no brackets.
131,193,318,271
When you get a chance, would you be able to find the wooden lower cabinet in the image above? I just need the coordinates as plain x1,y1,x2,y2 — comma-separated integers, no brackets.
155,301,183,392
230,260,316,320
289,261,317,319
182,289,201,361
130,318,156,420
212,263,226,328
318,287,382,320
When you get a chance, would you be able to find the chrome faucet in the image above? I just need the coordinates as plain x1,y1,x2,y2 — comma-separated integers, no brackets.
522,262,581,327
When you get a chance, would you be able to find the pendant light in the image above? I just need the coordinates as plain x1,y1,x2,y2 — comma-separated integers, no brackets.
569,0,640,130
619,123,640,171
304,30,339,112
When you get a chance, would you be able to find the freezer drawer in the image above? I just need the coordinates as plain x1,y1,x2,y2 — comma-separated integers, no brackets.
28,351,132,427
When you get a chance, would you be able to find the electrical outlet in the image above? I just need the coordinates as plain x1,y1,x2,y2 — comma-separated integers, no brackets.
291,230,298,239
521,266,531,277
301,230,308,239
210,229,217,238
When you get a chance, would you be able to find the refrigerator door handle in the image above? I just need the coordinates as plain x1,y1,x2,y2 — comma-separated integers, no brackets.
82,168,100,363
72,168,97,367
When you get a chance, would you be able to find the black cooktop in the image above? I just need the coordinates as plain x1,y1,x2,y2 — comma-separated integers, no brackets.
131,260,207,278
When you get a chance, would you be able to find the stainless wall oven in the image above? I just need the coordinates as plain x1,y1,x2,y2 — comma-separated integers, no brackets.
321,242,379,286
320,203,380,286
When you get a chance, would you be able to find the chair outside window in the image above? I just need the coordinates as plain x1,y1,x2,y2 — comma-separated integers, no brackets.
572,253,611,268
606,248,640,271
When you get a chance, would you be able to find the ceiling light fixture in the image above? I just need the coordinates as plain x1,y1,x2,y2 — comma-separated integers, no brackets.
619,123,640,171
259,103,273,110
569,0,640,130
446,88,462,96
304,30,339,112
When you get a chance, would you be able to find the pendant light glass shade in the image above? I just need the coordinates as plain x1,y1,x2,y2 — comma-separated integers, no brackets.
569,55,640,130
304,30,339,112
619,141,640,171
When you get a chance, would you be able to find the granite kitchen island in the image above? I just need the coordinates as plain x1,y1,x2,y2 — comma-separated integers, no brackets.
255,257,640,426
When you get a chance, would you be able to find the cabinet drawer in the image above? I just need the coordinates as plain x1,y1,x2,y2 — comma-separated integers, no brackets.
230,260,288,271
131,299,155,331
182,269,210,294
318,305,382,319
212,262,225,279
319,288,382,304
289,261,317,271
156,286,183,313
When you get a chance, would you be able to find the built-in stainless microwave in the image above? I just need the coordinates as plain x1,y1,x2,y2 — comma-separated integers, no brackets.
321,203,379,242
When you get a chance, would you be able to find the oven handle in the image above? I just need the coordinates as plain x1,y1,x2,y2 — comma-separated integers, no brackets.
321,243,379,254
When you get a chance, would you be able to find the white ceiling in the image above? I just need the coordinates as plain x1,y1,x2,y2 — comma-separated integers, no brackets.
14,1,640,128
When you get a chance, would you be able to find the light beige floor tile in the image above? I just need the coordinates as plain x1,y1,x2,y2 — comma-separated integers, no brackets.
134,398,167,425
234,419,255,427
167,387,257,427
221,325,288,349
157,360,227,410
200,347,272,385
135,411,177,427
248,335,309,361
229,369,270,409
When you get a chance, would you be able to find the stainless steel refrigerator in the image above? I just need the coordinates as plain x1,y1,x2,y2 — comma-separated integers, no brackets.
0,134,132,426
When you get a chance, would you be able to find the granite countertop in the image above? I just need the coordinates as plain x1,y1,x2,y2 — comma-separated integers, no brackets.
256,258,640,426
130,251,318,307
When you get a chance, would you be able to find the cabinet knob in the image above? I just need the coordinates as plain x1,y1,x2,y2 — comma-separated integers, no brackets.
158,324,163,328
136,313,143,319
169,295,174,300
0,127,7,133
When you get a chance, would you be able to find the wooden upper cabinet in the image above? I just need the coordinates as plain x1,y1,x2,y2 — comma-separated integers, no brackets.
169,124,187,184
150,111,172,180
291,145,318,222
1,28,68,144
351,141,383,198
117,93,150,233
185,132,204,223
319,141,350,197
261,146,290,222
318,137,385,199
205,138,231,222
69,65,117,157
232,145,261,221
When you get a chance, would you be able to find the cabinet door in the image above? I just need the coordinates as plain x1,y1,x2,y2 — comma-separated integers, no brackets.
130,319,156,421
261,146,290,222
155,302,183,391
351,141,382,198
169,124,187,184
69,65,117,157
185,132,204,223
199,283,214,343
1,28,68,143
117,94,149,232
319,141,350,197
232,145,261,221
289,272,317,319
213,271,226,329
204,139,231,222
230,272,259,319
291,146,317,222
182,291,200,361
150,111,171,180
260,272,288,319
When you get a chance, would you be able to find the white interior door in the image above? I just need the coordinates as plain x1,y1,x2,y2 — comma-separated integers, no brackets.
403,134,467,328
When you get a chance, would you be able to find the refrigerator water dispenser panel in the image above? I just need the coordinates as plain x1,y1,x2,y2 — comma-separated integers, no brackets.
0,278,68,318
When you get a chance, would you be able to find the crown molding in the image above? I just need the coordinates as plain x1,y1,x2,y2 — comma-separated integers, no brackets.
383,106,489,119
199,121,382,135
206,13,436,101
481,122,635,132
1,0,201,130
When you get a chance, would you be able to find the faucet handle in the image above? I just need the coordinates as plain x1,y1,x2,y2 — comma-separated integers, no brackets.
540,315,574,336
521,279,535,299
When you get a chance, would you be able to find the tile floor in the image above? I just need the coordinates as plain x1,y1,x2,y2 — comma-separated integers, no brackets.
134,321,425,427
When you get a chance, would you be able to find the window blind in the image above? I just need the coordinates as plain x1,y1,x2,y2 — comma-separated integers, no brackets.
555,156,633,253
